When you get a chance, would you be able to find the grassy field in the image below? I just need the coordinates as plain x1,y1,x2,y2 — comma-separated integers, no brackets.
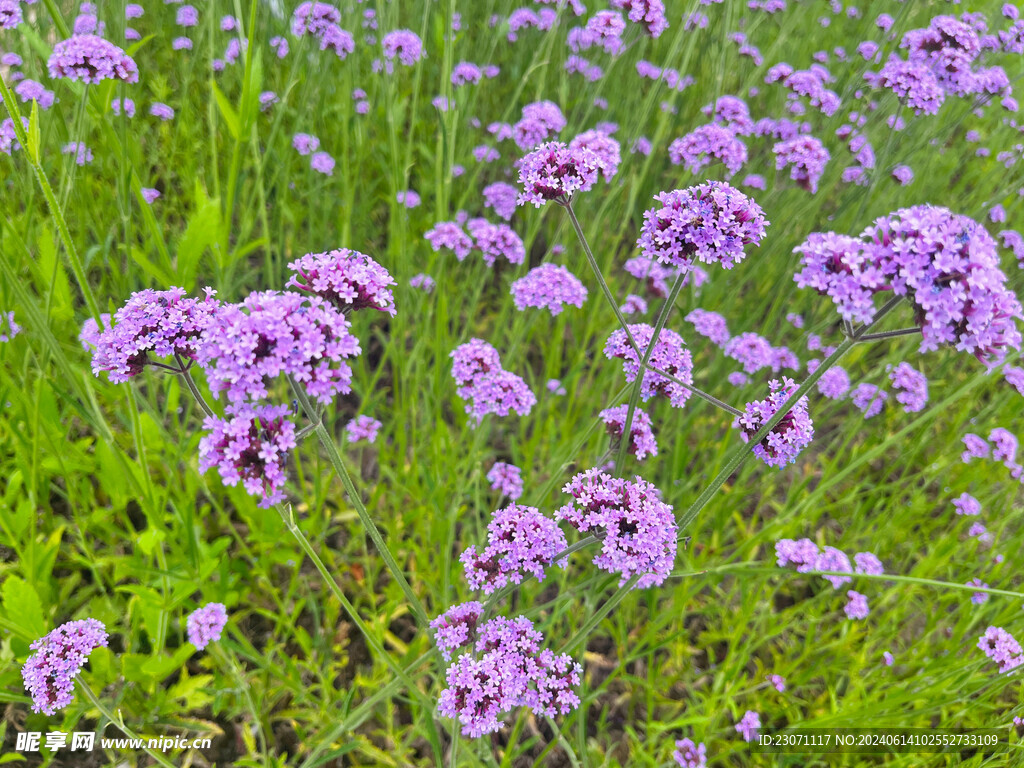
1,0,1023,766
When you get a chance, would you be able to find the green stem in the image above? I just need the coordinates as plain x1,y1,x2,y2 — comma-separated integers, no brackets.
76,677,178,768
273,502,429,703
614,272,686,474
563,202,741,417
288,377,430,629
0,73,103,325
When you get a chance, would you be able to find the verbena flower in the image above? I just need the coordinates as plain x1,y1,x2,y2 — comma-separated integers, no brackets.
487,462,523,501
604,324,694,408
735,710,761,742
437,616,581,737
482,182,518,221
844,590,870,619
512,100,566,149
450,339,535,424
569,129,621,180
48,34,139,84
186,603,227,650
812,365,849,401
0,0,23,29
736,377,814,468
198,404,297,507
293,133,320,155
425,221,473,260
461,505,567,593
724,332,776,374
287,248,396,316
610,0,668,38
557,469,678,588
516,141,604,207
61,141,92,165
776,538,819,571
466,218,525,266
600,404,658,461
112,97,135,117
636,181,768,270
978,626,1023,672
83,287,220,383
875,57,945,115
409,273,435,292
851,382,887,418
381,29,423,66
196,291,360,406
510,263,588,315
773,136,830,193
767,673,786,692
888,362,928,413
0,310,21,342
15,80,55,109
310,151,335,174
952,492,981,516
430,602,484,661
22,619,109,715
150,102,174,121
673,738,707,767
668,123,747,176
345,415,381,444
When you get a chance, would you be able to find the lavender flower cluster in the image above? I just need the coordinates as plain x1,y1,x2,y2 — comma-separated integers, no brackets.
450,339,535,425
21,619,108,715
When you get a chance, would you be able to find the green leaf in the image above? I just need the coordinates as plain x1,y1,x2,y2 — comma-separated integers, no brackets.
0,576,46,640
27,100,40,163
175,183,222,289
128,245,175,285
211,80,240,140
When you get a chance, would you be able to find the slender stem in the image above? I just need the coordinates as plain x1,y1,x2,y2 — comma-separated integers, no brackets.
288,377,430,629
856,327,922,342
563,202,741,417
272,502,431,705
546,717,582,768
213,644,268,767
676,296,905,537
615,272,686,474
76,677,178,768
559,574,640,654
175,355,215,418
0,73,103,325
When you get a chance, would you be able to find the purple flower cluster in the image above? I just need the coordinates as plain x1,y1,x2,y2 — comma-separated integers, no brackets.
876,58,945,115
604,324,694,408
735,710,761,742
196,291,360,406
978,626,1023,672
186,603,228,650
424,221,473,260
636,181,768,270
82,287,220,383
0,310,20,342
48,34,139,84
556,469,678,588
381,29,424,66
465,218,525,266
773,136,830,193
482,182,518,221
569,130,621,180
510,263,588,315
286,248,396,316
685,309,730,346
673,738,707,768
600,404,658,461
516,141,604,206
430,602,484,660
345,415,381,444
736,378,813,468
450,339,535,424
851,383,887,418
22,619,109,715
461,504,567,593
668,124,747,176
487,461,523,501
437,616,581,736
292,2,354,59
609,0,668,38
888,362,928,413
512,100,566,150
796,206,1023,366
198,405,297,507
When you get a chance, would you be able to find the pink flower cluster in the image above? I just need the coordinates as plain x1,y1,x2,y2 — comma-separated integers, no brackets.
450,339,536,425
510,263,588,315
461,504,568,593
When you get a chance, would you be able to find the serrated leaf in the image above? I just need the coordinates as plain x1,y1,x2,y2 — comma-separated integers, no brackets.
211,80,239,140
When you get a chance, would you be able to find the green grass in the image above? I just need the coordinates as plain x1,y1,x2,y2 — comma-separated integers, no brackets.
1,1,1023,766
